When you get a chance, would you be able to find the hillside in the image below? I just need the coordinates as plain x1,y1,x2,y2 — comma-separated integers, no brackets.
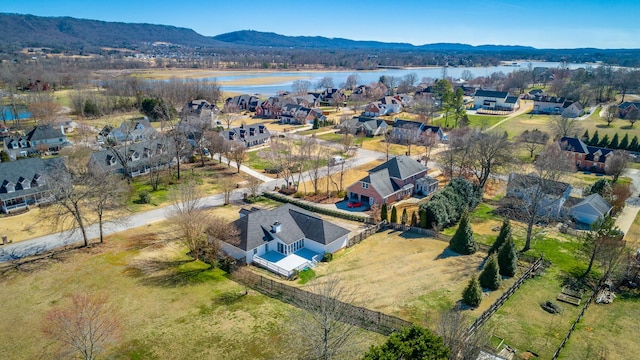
0,13,225,51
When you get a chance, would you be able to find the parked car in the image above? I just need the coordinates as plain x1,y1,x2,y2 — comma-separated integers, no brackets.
330,155,345,166
347,201,363,208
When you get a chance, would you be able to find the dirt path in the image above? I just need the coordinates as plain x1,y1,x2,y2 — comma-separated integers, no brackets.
487,99,533,131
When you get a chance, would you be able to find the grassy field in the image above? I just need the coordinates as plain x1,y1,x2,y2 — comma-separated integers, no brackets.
297,159,384,195
0,220,382,359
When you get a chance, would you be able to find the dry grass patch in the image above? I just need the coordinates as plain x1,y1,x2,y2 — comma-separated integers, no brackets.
298,159,384,195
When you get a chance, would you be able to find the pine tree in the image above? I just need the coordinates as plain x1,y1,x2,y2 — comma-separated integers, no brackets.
609,133,619,149
581,129,590,143
489,219,511,255
420,209,427,228
449,211,477,255
479,255,501,290
401,208,408,225
630,135,639,152
498,238,518,277
390,206,398,223
590,130,600,146
381,203,388,223
462,276,482,307
312,117,319,129
620,133,630,150
598,134,610,148
411,211,418,226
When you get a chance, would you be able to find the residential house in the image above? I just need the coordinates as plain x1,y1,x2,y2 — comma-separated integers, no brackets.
378,96,403,113
415,176,439,196
346,155,429,206
391,118,445,144
506,172,572,218
255,96,284,118
341,116,388,137
0,157,62,213
559,136,613,173
363,102,384,117
569,193,612,225
562,101,584,118
319,88,345,106
279,103,326,125
3,124,68,160
99,118,157,143
473,89,519,111
225,94,259,111
618,101,640,119
89,138,175,178
181,99,218,123
220,123,271,148
221,203,351,278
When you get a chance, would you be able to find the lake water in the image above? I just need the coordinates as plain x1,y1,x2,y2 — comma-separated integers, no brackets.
1,106,31,121
215,61,589,96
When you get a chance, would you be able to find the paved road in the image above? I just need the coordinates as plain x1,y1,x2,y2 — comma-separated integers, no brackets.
614,168,640,235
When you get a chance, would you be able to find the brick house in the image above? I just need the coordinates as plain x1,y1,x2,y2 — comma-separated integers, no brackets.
559,137,613,173
346,155,430,206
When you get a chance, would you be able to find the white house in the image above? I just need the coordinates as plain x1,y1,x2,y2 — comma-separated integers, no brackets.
221,204,351,278
473,90,519,111
569,193,612,225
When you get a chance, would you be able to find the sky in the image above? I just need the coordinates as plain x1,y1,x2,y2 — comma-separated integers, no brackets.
3,0,640,49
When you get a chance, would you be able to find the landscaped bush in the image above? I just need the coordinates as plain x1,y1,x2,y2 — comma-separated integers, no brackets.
138,190,151,204
462,276,482,308
489,219,512,255
449,210,477,255
479,255,501,290
322,252,333,262
262,192,369,223
498,238,518,277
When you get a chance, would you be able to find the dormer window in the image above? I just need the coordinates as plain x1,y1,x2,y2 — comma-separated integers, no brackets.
362,182,369,189
156,143,164,154
143,148,152,158
129,150,140,161
18,177,30,190
33,174,45,187
2,181,15,193
106,155,117,166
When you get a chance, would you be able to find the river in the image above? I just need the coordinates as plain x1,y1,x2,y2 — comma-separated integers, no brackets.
214,61,589,96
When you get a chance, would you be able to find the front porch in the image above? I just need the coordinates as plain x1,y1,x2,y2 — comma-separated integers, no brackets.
253,248,321,278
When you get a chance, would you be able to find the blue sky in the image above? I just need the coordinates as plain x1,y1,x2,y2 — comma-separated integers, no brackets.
3,0,640,49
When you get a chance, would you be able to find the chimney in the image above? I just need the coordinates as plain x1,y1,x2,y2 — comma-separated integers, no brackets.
271,221,282,233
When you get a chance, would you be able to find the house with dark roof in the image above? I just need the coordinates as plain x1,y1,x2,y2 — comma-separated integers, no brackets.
473,89,519,111
88,138,175,178
100,118,157,144
3,124,68,160
530,95,584,117
506,172,572,218
569,193,612,225
222,203,351,278
279,104,326,125
341,116,388,137
0,157,62,213
181,99,218,123
220,123,271,148
618,101,640,119
559,137,613,173
319,88,346,106
225,94,259,111
346,155,431,206
391,118,446,144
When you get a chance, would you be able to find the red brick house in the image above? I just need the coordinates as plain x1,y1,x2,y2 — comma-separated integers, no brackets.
559,137,613,172
346,155,430,206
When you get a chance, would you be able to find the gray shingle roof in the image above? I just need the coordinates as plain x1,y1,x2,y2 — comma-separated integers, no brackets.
474,90,508,98
230,203,350,251
359,168,398,198
0,157,63,201
571,193,611,216
369,155,427,180
26,124,64,141
560,137,589,154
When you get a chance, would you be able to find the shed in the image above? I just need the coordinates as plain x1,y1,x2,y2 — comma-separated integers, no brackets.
569,193,612,225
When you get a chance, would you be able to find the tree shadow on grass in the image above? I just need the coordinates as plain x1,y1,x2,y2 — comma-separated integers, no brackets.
127,258,219,288
596,124,612,129
555,266,598,293
620,125,635,130
435,247,463,260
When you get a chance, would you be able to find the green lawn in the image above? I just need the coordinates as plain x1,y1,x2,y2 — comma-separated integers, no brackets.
432,114,506,129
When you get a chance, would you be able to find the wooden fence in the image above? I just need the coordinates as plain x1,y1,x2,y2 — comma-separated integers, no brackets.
466,257,545,338
232,267,413,335
550,289,598,360
348,222,385,247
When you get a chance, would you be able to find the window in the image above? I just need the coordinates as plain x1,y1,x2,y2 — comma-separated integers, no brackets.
362,182,369,189
253,248,257,255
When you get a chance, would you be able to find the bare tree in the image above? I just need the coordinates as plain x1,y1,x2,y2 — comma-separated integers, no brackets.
550,115,582,138
27,93,62,125
219,103,242,129
627,108,639,128
43,292,121,360
230,143,247,173
292,80,311,95
289,277,361,360
436,309,489,360
517,129,550,158
307,139,325,194
383,131,395,161
246,176,263,198
316,76,334,90
219,176,237,205
345,74,358,90
604,105,618,127
513,143,575,252
166,121,190,180
467,130,513,189
203,215,240,265
87,171,129,243
580,216,625,278
419,130,439,167
605,151,631,183
168,181,209,260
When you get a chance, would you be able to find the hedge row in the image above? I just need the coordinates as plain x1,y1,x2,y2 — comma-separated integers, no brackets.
263,192,370,223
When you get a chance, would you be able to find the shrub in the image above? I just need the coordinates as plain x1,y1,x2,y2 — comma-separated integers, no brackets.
401,208,408,225
498,238,518,277
479,255,501,290
381,203,388,223
462,276,482,308
390,206,398,223
322,252,333,262
411,211,418,226
489,219,512,255
363,325,449,360
449,211,477,255
138,190,151,204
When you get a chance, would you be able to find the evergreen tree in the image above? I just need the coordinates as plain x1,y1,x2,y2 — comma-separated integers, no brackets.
390,206,398,224
581,129,590,143
590,130,600,146
630,135,640,152
401,208,408,225
609,133,619,149
420,209,427,228
462,276,482,308
489,219,512,255
363,325,450,360
479,255,501,290
598,134,610,148
312,117,319,129
498,238,518,277
620,133,630,150
411,211,418,226
381,203,388,223
449,211,477,255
